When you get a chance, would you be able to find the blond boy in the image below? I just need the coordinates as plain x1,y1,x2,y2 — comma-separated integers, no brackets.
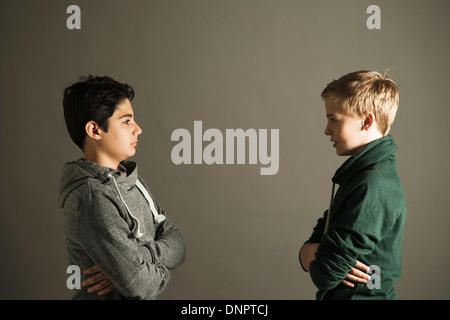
299,70,406,299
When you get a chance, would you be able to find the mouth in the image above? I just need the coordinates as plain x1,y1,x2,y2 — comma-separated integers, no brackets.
131,141,138,147
331,140,337,148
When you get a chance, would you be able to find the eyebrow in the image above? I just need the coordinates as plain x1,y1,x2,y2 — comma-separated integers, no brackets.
326,114,335,118
118,113,134,119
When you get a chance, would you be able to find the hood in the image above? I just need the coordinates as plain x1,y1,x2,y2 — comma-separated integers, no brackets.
57,158,138,209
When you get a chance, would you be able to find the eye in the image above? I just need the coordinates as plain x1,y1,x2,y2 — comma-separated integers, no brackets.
124,120,131,125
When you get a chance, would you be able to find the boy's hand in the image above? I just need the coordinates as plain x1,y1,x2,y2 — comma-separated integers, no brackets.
82,265,116,295
342,260,371,287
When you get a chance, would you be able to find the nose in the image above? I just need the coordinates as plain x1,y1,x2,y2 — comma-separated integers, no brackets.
135,122,142,136
324,124,331,136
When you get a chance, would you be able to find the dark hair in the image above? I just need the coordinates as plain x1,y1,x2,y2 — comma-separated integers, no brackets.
63,75,135,149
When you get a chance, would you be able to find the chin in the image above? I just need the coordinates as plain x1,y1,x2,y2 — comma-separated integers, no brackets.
336,149,350,157
119,153,135,163
128,148,137,157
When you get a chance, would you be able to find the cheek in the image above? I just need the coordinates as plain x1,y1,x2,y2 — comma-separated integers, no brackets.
341,119,359,134
333,124,345,138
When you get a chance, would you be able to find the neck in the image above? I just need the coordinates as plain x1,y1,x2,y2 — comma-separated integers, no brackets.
83,146,120,170
351,130,384,157
367,130,384,144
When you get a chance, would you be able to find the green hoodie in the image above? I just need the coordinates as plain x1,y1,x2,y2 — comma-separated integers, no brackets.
303,135,406,300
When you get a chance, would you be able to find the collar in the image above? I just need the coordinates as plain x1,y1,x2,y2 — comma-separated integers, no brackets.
332,135,398,186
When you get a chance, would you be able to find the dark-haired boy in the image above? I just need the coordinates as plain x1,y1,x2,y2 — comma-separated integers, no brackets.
58,75,185,299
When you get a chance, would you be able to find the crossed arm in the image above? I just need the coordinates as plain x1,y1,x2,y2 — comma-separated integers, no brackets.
81,216,185,297
82,265,115,296
299,242,371,287
74,183,185,298
87,234,369,295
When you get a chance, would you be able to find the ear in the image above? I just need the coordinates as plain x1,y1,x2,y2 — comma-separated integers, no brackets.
362,113,375,131
85,121,103,141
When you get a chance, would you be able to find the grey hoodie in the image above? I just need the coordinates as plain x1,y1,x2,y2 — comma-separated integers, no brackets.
58,158,186,299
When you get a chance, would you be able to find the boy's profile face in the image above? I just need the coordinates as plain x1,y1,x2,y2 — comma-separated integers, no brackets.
324,98,367,157
96,99,142,166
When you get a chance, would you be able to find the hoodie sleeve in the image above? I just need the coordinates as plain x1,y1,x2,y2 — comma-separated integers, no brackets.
304,211,327,245
77,182,170,299
309,182,398,291
299,211,327,272
152,211,186,270
136,178,186,269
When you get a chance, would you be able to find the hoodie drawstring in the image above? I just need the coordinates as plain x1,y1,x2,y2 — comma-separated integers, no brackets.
135,179,166,224
323,182,336,235
108,174,144,239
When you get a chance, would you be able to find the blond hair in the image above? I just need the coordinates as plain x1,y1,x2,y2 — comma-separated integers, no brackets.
321,70,399,135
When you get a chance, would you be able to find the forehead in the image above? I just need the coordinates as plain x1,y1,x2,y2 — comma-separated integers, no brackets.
325,98,346,115
113,99,134,117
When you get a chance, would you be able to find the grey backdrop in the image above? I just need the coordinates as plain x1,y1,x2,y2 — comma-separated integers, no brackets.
1,0,449,299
